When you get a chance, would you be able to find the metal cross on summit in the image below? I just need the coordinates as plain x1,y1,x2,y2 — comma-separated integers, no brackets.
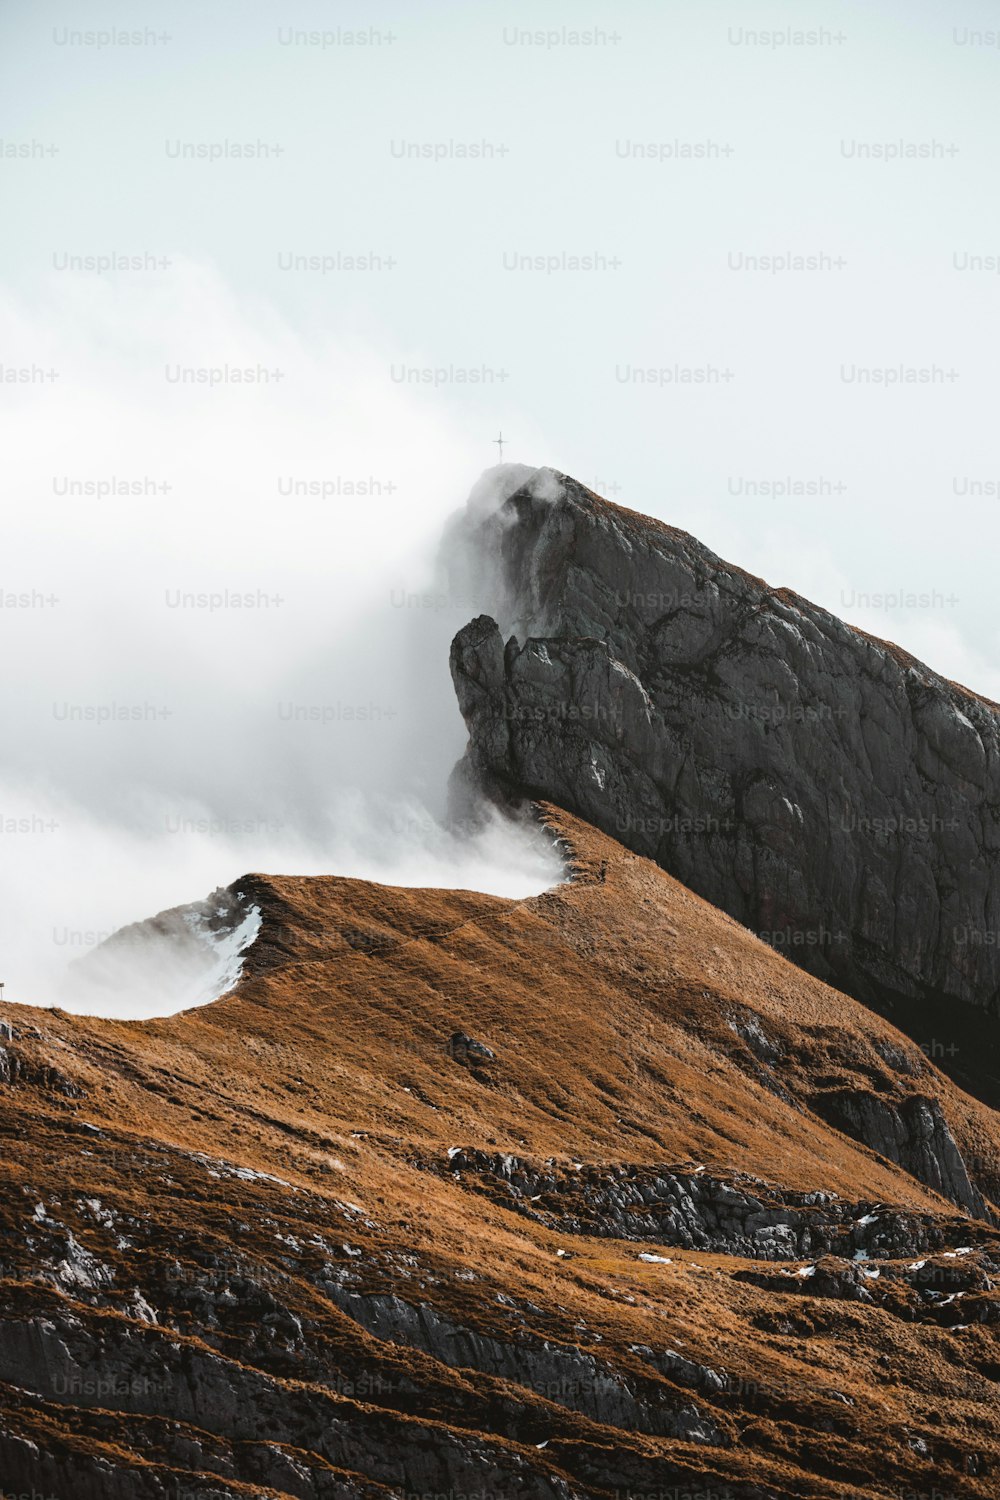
493,431,506,463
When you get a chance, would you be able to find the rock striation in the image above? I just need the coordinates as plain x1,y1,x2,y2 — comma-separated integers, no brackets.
448,468,1000,1093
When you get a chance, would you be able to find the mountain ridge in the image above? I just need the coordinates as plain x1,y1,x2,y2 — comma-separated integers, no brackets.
4,805,1000,1495
477,468,999,711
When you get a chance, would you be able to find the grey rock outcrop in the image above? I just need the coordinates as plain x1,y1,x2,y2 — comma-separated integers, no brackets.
321,1285,724,1444
813,1091,987,1216
431,1147,979,1258
0,1306,584,1500
447,1030,497,1068
447,468,1000,1081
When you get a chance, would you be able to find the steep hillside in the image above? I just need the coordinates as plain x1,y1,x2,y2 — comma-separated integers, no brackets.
3,807,1000,1497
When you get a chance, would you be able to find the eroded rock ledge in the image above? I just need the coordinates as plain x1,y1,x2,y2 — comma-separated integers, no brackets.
422,1146,987,1259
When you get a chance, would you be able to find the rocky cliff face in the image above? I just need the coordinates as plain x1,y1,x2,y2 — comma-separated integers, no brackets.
449,468,1000,1096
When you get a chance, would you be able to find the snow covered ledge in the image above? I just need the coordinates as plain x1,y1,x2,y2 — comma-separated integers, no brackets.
62,883,261,1019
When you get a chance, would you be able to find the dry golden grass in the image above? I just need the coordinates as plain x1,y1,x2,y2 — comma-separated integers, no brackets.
2,804,1000,1497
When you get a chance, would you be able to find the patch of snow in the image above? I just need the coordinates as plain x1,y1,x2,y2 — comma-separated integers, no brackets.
795,1265,817,1279
63,889,263,1019
908,1261,927,1271
231,1165,286,1185
638,1253,672,1264
183,902,262,1007
190,1151,291,1188
855,1213,878,1226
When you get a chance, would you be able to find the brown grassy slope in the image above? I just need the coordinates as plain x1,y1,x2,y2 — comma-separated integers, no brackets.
36,801,998,1212
2,806,1000,1497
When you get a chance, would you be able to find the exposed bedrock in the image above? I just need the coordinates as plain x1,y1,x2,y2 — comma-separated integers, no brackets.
447,469,1000,1092
426,1147,989,1256
811,1091,987,1216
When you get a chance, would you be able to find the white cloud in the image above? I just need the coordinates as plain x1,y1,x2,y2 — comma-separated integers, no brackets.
0,262,562,1014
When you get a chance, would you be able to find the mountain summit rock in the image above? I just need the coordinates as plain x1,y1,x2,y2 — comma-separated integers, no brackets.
449,469,1000,1098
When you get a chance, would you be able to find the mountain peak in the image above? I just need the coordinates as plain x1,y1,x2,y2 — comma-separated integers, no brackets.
449,471,1000,1105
